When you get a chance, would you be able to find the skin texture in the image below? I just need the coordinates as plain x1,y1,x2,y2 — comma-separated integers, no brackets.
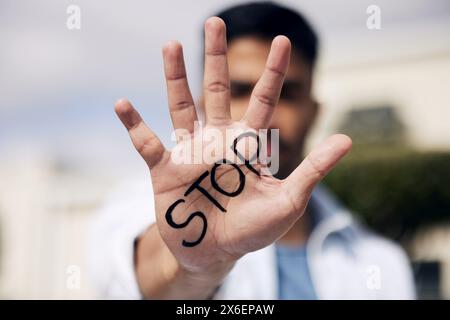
227,36,318,180
115,17,352,299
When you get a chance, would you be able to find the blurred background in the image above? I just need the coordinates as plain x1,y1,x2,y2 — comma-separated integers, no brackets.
0,0,449,299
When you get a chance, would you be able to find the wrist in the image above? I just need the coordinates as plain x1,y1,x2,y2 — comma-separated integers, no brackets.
162,243,235,299
135,225,235,299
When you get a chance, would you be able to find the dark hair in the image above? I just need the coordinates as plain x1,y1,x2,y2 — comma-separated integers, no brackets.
216,2,319,67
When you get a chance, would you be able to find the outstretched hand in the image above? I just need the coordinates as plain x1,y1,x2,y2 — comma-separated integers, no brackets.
115,17,352,273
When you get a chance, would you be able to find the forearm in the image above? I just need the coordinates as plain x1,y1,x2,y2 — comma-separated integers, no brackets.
135,224,234,299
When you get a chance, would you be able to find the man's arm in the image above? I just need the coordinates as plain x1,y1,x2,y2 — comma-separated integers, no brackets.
135,224,234,299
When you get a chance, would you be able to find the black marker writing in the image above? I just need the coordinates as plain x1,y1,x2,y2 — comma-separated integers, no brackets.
231,131,260,176
165,132,261,247
210,160,245,198
165,199,207,247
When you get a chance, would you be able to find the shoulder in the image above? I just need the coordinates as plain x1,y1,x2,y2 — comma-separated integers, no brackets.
89,178,156,245
353,225,409,264
348,223,416,298
313,185,413,280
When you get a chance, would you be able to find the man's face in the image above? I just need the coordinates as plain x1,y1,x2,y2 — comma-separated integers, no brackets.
227,36,318,178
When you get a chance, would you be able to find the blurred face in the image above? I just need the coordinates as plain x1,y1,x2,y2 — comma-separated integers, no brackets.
227,36,318,178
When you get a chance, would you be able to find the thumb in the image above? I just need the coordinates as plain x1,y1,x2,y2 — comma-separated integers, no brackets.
283,134,352,210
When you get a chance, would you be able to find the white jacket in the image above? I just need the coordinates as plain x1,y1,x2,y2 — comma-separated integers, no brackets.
88,179,416,299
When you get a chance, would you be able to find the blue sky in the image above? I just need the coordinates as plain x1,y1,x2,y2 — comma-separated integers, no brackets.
1,0,449,178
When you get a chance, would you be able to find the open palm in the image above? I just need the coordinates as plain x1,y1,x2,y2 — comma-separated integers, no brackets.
115,17,352,272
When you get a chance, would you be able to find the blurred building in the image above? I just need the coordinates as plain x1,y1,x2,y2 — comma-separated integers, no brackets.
0,149,112,298
310,18,450,299
312,20,450,152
